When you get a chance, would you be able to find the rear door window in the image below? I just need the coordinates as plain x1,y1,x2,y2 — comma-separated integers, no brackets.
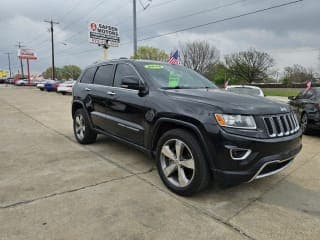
93,65,114,86
80,67,96,84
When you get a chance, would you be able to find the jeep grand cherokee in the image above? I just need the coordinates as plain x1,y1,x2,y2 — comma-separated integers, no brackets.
72,59,302,196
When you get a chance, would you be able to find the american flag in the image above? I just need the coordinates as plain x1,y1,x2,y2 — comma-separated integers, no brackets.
168,50,180,64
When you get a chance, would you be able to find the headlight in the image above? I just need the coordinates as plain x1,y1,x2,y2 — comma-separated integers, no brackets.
215,114,256,129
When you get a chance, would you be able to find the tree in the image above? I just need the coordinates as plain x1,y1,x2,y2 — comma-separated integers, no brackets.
225,49,274,83
42,65,81,80
61,65,81,80
203,63,229,85
132,46,169,61
43,67,63,79
180,40,220,74
282,64,315,85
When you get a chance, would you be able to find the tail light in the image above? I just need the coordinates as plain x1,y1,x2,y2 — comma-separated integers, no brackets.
317,102,320,109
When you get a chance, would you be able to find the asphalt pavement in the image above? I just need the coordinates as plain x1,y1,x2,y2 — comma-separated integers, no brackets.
0,87,319,240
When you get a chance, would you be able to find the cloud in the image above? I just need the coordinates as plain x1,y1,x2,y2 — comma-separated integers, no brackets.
0,0,319,74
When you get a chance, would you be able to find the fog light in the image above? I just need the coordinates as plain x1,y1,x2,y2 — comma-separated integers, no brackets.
229,148,252,160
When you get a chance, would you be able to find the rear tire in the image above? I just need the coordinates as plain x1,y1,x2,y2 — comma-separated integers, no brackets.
73,109,97,144
156,129,210,196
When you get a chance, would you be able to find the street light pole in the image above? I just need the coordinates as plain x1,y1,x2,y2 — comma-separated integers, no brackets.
16,41,25,78
5,52,12,78
133,0,137,57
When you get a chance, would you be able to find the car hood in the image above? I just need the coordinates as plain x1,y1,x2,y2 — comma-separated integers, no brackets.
164,88,290,115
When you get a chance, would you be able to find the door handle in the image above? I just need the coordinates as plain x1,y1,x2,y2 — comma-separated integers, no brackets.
85,87,92,91
107,91,116,96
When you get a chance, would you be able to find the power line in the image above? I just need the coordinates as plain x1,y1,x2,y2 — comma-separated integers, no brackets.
59,0,107,33
63,0,179,42
138,0,304,42
40,0,305,59
122,0,247,33
58,0,84,22
62,1,129,42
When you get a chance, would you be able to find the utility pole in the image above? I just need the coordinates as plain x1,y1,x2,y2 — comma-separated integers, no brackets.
5,53,12,78
16,41,25,78
132,0,152,57
133,0,137,57
44,19,59,80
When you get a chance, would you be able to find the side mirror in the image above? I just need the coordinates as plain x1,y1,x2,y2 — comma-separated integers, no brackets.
120,76,148,96
121,76,140,90
288,96,296,100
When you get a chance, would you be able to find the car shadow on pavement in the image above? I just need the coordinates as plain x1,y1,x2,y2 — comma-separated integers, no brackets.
259,178,320,219
304,129,320,136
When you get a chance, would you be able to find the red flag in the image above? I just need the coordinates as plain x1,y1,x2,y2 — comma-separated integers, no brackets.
306,80,312,89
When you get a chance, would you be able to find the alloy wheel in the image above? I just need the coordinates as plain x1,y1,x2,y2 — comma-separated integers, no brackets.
160,139,195,188
301,114,308,133
75,114,86,140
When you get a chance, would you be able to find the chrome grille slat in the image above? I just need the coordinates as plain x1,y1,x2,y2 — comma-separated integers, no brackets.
269,118,277,137
276,116,284,137
286,115,294,134
263,112,299,138
282,116,290,135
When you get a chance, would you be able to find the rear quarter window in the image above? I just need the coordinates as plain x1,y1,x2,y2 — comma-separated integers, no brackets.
80,67,96,84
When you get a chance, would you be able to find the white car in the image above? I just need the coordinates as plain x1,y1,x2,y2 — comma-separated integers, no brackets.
57,80,76,95
15,79,28,86
36,79,50,91
225,85,265,97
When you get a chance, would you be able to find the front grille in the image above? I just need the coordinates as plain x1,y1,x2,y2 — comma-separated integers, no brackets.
263,112,299,137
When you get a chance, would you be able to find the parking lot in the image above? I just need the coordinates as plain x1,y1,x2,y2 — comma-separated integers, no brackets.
0,86,319,240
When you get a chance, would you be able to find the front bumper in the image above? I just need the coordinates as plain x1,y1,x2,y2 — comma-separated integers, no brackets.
206,128,302,185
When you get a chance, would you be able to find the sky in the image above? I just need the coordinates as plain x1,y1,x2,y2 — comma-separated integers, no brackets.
0,0,319,77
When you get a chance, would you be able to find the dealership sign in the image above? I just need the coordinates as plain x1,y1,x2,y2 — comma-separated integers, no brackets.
88,22,120,47
18,49,37,60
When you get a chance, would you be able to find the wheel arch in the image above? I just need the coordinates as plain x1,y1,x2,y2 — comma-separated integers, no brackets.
150,118,214,169
72,100,96,132
72,100,85,119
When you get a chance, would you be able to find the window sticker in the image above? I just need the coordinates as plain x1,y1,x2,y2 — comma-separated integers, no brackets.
168,71,180,87
144,64,164,69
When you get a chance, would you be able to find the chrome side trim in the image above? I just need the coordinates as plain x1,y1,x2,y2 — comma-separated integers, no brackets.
248,155,296,182
118,123,140,132
91,111,143,132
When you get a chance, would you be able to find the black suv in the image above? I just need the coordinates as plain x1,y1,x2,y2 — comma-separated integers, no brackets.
72,59,302,196
288,87,320,134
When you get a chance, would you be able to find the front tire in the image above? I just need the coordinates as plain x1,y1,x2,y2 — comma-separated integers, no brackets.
73,109,97,144
156,129,210,196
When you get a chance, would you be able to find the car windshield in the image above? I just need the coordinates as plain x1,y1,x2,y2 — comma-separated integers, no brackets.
139,62,217,89
227,87,262,96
